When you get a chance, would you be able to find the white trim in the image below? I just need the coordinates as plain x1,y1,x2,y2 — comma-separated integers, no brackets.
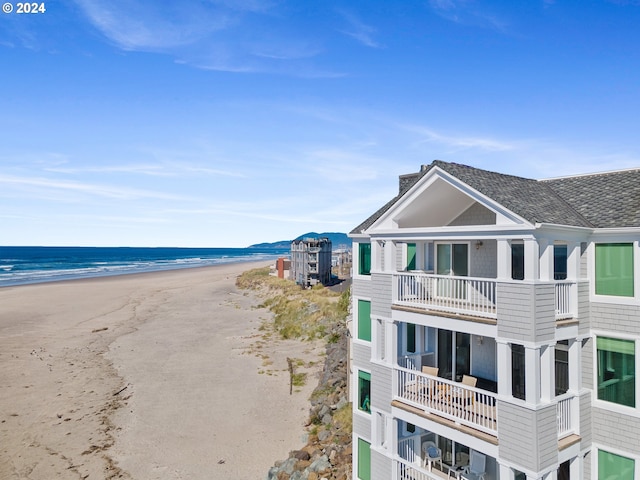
592,442,640,479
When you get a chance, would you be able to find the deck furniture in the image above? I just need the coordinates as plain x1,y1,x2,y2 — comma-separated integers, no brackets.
422,441,443,472
461,450,486,480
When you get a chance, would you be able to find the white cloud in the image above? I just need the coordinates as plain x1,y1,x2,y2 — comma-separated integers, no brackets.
337,10,381,48
401,124,515,152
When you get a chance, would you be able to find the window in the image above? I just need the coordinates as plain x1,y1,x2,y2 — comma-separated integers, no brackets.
512,344,526,400
357,438,371,480
407,243,416,270
555,340,569,396
511,243,525,280
554,244,568,280
597,337,635,408
358,243,371,275
596,243,634,297
357,300,371,342
406,323,416,353
598,449,634,480
358,371,371,413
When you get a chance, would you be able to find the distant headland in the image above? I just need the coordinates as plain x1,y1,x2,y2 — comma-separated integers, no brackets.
248,232,350,250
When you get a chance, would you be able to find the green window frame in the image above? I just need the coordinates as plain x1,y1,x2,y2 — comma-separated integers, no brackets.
357,438,371,480
358,371,371,413
597,337,636,408
598,449,635,480
596,243,634,297
357,300,371,342
407,243,416,270
358,243,371,275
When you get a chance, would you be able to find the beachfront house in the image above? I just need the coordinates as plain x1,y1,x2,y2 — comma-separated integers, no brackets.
349,161,640,479
290,237,333,287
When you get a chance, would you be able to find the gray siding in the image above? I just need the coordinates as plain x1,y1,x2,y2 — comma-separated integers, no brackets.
580,242,588,279
448,201,497,226
371,449,393,480
591,302,640,336
583,450,591,480
353,342,372,368
497,401,558,472
579,391,592,447
582,337,593,390
371,363,393,414
470,239,497,279
577,280,591,335
496,282,555,342
352,277,373,300
371,273,393,318
353,411,371,440
592,406,640,457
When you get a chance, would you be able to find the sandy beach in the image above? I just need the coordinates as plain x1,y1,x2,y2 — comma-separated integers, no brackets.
0,262,323,480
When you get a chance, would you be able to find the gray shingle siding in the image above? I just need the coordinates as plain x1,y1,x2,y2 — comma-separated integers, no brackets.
497,401,557,471
353,411,372,440
582,337,594,390
591,303,640,336
577,281,591,335
470,239,497,279
371,363,393,414
353,342,372,367
496,282,555,342
592,406,640,456
580,391,592,447
371,274,393,318
371,449,394,480
449,201,497,226
352,277,372,300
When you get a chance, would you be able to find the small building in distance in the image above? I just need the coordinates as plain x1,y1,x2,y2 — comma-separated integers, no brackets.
290,237,332,287
269,257,290,279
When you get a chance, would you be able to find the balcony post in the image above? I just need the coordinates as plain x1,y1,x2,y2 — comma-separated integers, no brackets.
525,346,541,404
538,238,554,281
496,239,512,280
497,340,512,396
524,238,539,281
540,344,555,403
568,338,581,392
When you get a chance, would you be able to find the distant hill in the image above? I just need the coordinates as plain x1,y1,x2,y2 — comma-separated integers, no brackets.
248,232,350,250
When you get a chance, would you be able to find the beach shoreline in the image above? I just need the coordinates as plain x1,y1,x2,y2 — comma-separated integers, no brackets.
0,261,322,479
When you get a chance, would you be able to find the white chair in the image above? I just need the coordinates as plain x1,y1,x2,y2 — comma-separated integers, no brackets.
461,450,486,480
421,441,443,472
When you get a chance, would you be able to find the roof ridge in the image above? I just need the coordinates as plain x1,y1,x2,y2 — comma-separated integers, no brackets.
541,166,640,182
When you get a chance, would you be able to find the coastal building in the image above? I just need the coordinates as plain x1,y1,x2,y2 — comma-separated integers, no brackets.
348,161,640,480
290,237,332,287
270,257,291,279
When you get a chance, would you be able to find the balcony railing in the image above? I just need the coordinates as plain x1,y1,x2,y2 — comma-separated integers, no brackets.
556,393,575,438
397,457,446,480
393,272,577,321
393,272,497,319
396,366,497,435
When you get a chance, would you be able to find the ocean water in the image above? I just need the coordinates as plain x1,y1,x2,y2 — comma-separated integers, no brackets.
0,246,289,287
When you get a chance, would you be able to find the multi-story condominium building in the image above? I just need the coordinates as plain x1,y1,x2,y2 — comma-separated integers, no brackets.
290,237,332,287
348,161,640,480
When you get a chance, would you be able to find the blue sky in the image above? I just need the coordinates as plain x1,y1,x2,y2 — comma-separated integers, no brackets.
1,1,640,247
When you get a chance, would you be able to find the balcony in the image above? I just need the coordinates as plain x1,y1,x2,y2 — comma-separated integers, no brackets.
395,366,497,436
393,272,576,321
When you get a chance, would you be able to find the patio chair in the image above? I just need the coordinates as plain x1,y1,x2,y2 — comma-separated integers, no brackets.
421,441,443,472
421,366,439,398
450,375,477,405
461,450,486,480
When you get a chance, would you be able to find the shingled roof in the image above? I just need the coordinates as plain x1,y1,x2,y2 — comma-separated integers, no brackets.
351,161,640,234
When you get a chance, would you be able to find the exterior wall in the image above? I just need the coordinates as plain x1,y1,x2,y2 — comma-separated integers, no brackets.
577,280,591,335
497,401,557,472
470,239,497,279
289,238,332,287
580,390,592,447
353,411,372,439
353,342,372,368
448,201,497,226
370,363,393,415
582,337,593,390
496,282,555,343
371,448,394,480
352,277,373,300
591,302,640,336
592,406,640,457
371,273,393,318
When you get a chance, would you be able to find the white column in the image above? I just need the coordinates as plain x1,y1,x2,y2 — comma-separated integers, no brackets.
570,455,583,479
498,463,513,480
538,238,554,281
525,346,541,404
497,239,512,280
541,344,555,403
497,341,512,397
524,238,540,281
567,241,580,280
416,241,425,271
568,338,580,392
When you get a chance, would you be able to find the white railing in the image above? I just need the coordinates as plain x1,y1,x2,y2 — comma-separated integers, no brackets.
393,273,497,319
398,435,420,464
556,393,574,437
555,281,576,320
397,458,444,480
398,352,436,371
396,366,498,435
